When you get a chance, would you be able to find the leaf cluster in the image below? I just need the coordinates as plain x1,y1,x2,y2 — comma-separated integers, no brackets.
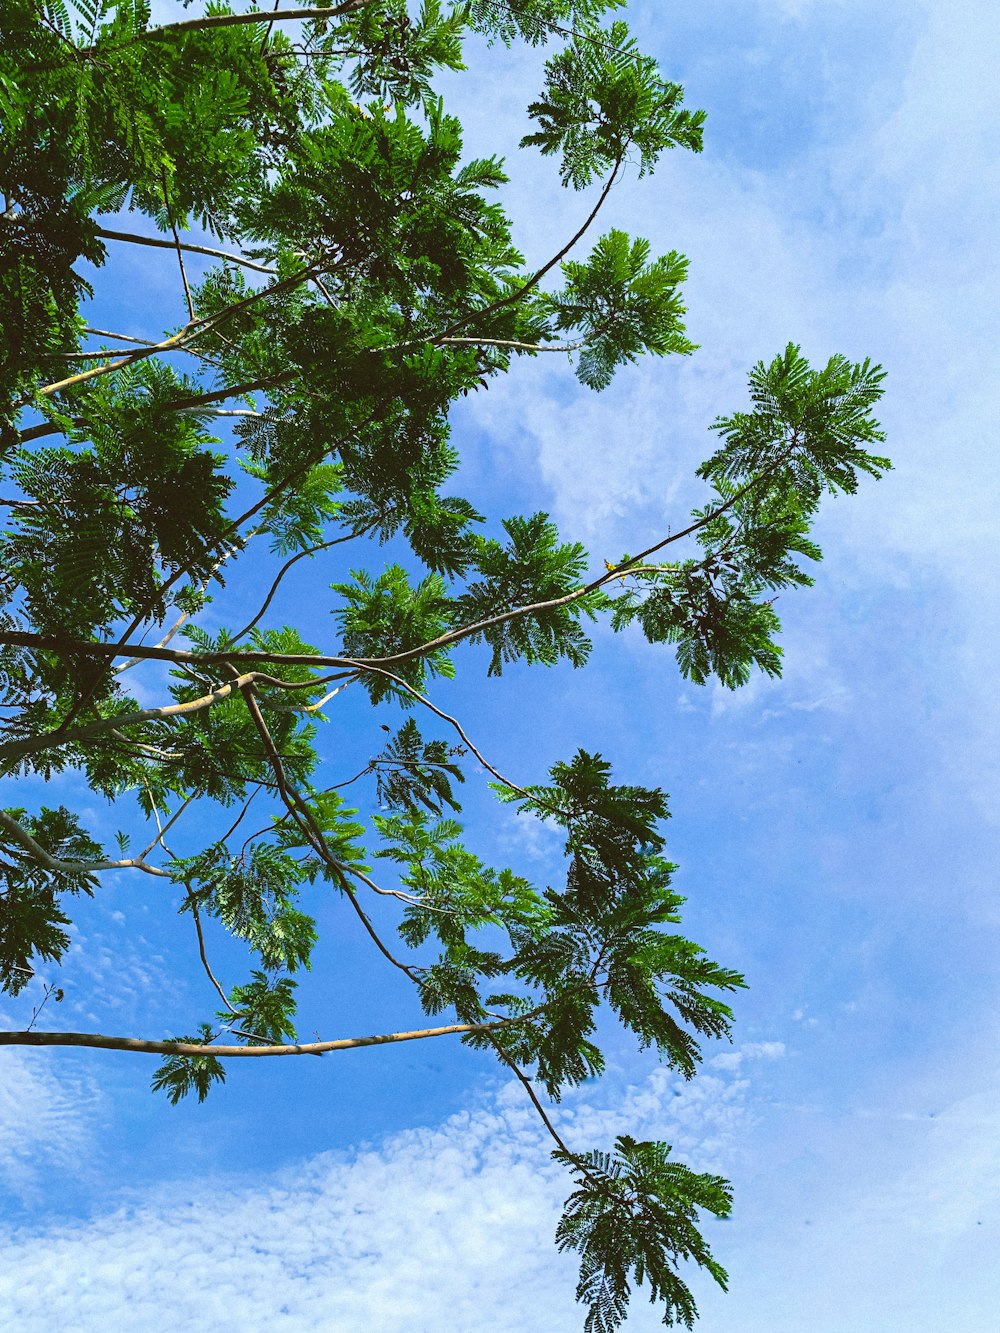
610,345,889,688
0,805,101,992
523,20,705,187
555,1135,732,1331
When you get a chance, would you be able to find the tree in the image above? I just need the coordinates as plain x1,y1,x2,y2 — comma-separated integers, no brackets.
0,2,889,1327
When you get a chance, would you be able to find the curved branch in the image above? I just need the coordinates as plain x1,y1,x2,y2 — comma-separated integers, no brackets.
187,892,237,1014
0,440,798,766
0,808,171,879
439,161,621,340
354,437,803,672
0,1017,515,1058
232,525,375,643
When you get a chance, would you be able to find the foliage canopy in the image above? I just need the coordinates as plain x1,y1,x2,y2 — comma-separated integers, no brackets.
0,1,888,1326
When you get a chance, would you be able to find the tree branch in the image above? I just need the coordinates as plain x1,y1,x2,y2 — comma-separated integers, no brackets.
162,169,196,322
231,526,374,643
0,668,334,766
0,440,798,769
96,227,278,275
439,161,621,340
131,3,376,45
0,808,171,879
0,1017,518,1058
30,259,317,402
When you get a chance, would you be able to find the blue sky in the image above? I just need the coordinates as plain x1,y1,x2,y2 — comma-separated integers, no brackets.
3,0,999,1328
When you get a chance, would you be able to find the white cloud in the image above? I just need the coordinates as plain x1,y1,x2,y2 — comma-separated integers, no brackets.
3,1035,997,1332
459,0,1000,847
0,1059,754,1333
711,1041,786,1070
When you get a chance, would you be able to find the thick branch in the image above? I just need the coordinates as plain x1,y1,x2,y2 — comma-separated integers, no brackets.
0,667,344,766
32,324,196,399
0,1018,511,1058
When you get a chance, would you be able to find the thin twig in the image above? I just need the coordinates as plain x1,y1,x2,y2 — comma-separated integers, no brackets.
138,793,194,860
232,525,374,643
187,892,238,1014
439,336,587,354
162,169,196,322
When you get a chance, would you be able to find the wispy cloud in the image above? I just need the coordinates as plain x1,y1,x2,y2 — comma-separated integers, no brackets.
0,1042,104,1207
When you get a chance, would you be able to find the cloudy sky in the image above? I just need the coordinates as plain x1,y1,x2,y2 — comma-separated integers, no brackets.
3,0,999,1328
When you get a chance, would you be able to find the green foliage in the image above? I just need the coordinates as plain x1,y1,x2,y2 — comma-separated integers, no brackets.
457,514,601,674
701,343,889,502
221,969,299,1044
333,564,455,699
552,232,695,389
609,346,890,688
555,1135,732,1331
0,5,888,1329
523,21,705,188
485,753,744,1094
151,1025,227,1104
4,360,232,636
0,805,102,992
374,717,465,815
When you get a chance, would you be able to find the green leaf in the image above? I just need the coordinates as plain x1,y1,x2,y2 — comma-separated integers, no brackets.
552,232,695,389
333,565,455,701
221,969,298,1044
555,1136,732,1332
522,22,705,188
374,717,465,815
456,514,601,675
151,1026,227,1104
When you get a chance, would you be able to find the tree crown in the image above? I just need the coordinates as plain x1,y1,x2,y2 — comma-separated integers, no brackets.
0,2,888,1326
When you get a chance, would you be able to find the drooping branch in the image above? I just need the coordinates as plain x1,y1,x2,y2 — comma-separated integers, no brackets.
162,169,196,322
